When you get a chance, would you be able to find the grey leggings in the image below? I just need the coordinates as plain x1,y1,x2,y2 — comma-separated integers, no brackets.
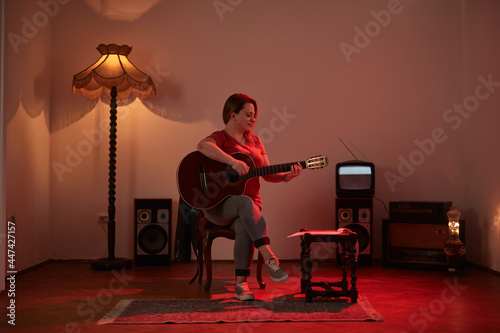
203,195,270,277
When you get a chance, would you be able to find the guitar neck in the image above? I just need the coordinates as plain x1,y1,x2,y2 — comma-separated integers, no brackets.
241,161,306,180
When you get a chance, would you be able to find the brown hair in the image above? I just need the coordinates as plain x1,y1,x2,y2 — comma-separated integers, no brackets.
222,93,258,124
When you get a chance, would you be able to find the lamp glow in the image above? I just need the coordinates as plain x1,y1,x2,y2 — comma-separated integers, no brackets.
444,207,465,274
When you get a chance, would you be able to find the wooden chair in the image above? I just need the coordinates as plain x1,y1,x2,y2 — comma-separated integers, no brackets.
190,216,266,292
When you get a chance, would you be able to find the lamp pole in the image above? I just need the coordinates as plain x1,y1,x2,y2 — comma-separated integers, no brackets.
91,86,132,270
108,86,118,261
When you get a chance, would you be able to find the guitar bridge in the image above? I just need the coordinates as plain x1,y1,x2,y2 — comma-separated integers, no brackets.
199,165,207,194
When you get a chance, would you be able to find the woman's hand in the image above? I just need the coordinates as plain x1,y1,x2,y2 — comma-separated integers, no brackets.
198,139,249,176
229,159,249,177
283,163,302,182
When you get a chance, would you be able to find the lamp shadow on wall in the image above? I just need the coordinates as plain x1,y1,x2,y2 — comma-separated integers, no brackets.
4,54,53,131
51,46,189,132
11,0,203,133
75,0,201,124
83,0,162,22
50,72,187,133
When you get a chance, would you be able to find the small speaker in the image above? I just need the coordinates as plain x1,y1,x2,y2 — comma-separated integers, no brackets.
338,208,353,223
358,208,370,223
336,197,373,265
157,209,170,223
137,209,152,223
135,199,172,266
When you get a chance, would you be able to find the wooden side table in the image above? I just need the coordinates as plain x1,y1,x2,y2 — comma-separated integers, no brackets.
289,229,358,303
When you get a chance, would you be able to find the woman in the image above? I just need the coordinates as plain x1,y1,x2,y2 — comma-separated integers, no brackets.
197,93,302,301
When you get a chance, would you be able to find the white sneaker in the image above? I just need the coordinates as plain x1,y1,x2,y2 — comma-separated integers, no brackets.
235,282,255,301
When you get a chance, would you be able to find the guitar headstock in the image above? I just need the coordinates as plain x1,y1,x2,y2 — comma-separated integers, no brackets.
305,155,328,170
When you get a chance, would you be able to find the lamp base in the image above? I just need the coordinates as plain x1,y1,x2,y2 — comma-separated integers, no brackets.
91,257,133,271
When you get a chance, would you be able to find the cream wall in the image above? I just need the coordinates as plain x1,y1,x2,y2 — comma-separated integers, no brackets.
462,0,500,272
3,0,52,273
2,0,500,273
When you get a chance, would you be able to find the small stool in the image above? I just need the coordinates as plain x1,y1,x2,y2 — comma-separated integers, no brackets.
289,228,358,303
190,216,266,292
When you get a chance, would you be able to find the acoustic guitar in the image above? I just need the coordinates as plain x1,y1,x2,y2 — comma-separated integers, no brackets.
177,151,328,210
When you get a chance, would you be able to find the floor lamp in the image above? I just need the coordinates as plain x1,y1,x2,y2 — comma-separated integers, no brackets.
72,44,156,270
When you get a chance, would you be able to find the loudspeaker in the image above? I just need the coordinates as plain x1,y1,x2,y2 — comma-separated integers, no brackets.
382,218,466,270
135,199,172,266
336,197,373,265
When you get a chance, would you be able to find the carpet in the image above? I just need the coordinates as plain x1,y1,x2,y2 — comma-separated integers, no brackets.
98,295,382,324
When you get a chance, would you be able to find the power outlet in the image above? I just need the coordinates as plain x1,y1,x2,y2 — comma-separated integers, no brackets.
97,212,108,224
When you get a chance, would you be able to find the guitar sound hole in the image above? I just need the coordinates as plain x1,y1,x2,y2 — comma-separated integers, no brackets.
226,169,240,183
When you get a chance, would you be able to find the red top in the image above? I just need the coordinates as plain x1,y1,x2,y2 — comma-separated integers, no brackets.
208,130,267,210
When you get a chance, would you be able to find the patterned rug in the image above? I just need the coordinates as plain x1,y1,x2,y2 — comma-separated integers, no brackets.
98,295,382,324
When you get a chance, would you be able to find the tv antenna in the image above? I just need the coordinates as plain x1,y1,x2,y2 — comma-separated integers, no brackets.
338,137,358,160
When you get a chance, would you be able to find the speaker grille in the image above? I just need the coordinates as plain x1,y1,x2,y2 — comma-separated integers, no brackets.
138,224,168,254
342,223,370,253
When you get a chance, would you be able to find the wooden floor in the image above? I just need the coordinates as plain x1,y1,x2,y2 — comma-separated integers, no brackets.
1,259,499,333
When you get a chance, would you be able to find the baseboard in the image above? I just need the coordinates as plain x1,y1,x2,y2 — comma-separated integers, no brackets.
7,258,54,278
5,258,96,280
466,261,500,276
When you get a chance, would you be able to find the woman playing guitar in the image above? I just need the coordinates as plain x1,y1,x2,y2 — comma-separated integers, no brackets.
196,93,302,301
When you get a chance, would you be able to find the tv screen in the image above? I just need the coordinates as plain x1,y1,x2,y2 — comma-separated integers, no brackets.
336,160,375,198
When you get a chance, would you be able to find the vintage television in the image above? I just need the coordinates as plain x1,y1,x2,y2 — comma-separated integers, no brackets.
336,160,375,198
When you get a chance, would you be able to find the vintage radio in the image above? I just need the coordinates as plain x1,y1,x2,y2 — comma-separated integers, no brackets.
383,218,465,270
389,201,452,222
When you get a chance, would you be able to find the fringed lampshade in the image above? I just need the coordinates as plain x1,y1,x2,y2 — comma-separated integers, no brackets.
72,44,156,270
73,44,156,100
